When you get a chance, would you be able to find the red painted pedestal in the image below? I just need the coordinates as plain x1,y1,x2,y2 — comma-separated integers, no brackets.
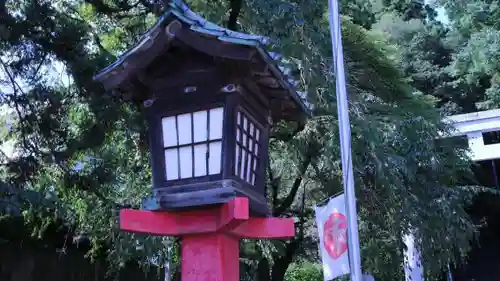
120,197,295,281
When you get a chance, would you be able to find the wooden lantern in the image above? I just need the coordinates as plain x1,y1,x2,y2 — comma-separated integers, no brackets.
94,2,309,216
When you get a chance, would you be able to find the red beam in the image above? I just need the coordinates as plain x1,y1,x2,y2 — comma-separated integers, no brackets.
230,217,295,239
120,197,249,236
216,197,249,232
119,197,296,281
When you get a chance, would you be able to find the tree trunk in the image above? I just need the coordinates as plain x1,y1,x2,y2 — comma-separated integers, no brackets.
270,240,299,281
255,258,270,281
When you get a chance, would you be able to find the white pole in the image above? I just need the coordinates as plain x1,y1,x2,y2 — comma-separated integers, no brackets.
446,264,453,281
403,232,424,281
327,0,363,280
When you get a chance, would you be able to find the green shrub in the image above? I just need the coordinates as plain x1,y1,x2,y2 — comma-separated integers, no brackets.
284,262,323,281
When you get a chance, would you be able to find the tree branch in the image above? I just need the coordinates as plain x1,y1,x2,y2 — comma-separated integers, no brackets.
273,153,312,216
227,0,243,31
268,160,280,210
256,258,270,281
270,126,302,142
84,0,123,14
137,0,162,16
0,57,40,156
85,0,157,16
270,186,307,281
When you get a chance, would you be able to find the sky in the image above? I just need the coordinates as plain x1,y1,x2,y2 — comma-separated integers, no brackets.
426,0,449,24
436,7,449,24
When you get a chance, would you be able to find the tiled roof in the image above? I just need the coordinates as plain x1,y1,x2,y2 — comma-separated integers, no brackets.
94,0,311,114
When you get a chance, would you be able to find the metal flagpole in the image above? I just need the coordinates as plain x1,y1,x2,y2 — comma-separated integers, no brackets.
327,0,363,280
446,264,453,281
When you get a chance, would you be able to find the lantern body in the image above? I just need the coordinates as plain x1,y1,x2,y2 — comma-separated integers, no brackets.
93,5,310,216
144,82,270,215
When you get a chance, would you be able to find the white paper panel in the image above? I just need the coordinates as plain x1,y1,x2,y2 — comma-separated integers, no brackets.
249,139,254,152
250,123,254,135
177,113,192,145
256,128,260,140
237,112,241,125
240,151,247,180
162,116,177,147
194,144,207,177
243,116,248,131
252,160,257,185
255,144,259,155
235,146,240,175
237,128,241,143
208,141,222,175
179,146,192,179
193,110,208,142
165,148,179,180
209,107,224,140
243,133,248,147
246,156,252,182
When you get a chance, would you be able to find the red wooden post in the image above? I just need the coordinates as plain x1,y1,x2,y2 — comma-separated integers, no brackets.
120,197,295,281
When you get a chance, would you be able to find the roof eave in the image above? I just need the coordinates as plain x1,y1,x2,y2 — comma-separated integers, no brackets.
93,1,312,119
257,48,312,118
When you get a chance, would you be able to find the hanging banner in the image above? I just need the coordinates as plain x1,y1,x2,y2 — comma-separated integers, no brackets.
315,193,350,281
403,231,424,281
446,264,453,281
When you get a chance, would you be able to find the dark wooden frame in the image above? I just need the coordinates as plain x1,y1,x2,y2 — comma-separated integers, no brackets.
230,88,270,197
147,87,270,184
145,81,228,189
234,108,263,185
160,106,226,185
143,76,271,215
93,9,311,216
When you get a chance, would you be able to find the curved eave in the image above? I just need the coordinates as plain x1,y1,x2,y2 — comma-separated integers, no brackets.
93,0,311,121
93,12,173,85
257,48,312,118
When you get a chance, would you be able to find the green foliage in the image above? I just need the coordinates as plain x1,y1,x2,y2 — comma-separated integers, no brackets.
450,27,500,109
0,0,491,281
378,0,500,113
380,0,436,20
284,262,323,281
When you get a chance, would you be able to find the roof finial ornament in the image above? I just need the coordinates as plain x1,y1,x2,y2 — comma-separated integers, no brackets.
165,20,182,37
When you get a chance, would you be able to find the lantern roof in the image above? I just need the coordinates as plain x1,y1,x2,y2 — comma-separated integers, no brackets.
93,0,311,122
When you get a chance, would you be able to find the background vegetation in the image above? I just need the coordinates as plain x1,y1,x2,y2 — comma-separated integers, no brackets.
1,0,500,280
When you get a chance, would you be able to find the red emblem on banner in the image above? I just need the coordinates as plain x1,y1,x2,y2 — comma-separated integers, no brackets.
323,212,348,259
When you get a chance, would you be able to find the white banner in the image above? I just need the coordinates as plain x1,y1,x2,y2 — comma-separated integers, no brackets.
315,194,350,281
403,232,424,281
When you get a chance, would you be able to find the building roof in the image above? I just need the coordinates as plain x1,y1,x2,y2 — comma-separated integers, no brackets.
93,0,311,121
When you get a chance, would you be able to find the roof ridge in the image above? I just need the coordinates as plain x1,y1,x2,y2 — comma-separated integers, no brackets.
94,1,312,114
167,0,270,45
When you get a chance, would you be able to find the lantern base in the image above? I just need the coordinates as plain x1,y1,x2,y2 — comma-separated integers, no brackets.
143,180,270,216
120,197,295,281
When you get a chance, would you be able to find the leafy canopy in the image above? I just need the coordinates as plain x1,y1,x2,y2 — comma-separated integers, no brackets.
0,0,484,280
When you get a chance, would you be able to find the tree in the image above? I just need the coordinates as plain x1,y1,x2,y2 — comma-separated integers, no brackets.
435,0,500,111
383,0,500,113
371,13,468,114
379,0,436,21
0,0,481,280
